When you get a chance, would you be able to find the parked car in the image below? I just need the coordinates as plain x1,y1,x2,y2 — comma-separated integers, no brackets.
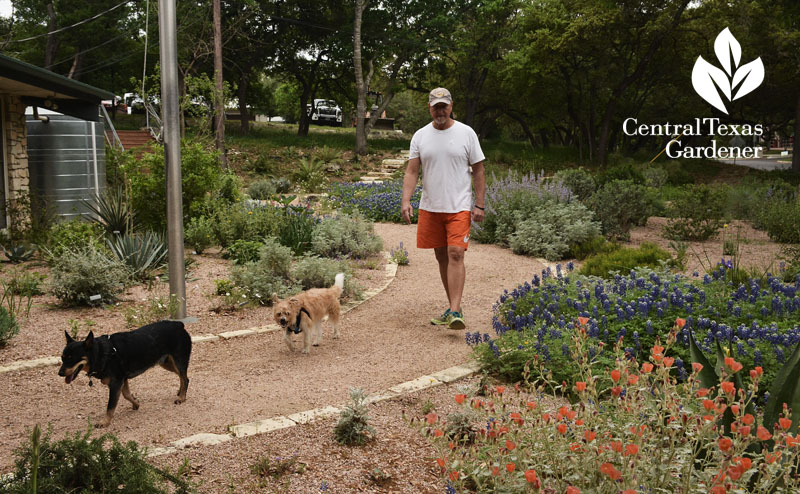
101,96,126,113
306,99,342,126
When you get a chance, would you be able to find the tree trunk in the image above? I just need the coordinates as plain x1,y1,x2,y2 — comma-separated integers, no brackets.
353,0,369,155
44,3,59,68
297,83,312,137
238,71,250,135
213,0,227,168
67,52,84,80
793,92,800,173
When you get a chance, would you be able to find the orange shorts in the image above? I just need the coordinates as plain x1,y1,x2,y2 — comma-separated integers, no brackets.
417,210,471,250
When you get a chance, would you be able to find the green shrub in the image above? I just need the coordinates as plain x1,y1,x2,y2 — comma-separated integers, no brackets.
258,237,294,279
662,160,694,185
49,246,131,306
0,306,20,347
248,179,277,200
756,198,800,244
1,425,194,494
217,172,243,204
473,171,574,246
577,242,673,278
662,184,726,241
566,235,620,261
641,166,669,188
224,239,263,264
333,388,375,446
210,203,282,248
553,167,596,201
311,213,383,259
508,201,601,260
276,205,316,255
292,255,352,293
2,242,36,263
587,180,652,240
44,219,106,260
1,269,45,319
184,216,215,254
599,163,643,185
231,262,300,305
120,139,228,230
214,279,235,296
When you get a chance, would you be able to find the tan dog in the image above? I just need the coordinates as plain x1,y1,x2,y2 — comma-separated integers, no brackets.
272,273,344,354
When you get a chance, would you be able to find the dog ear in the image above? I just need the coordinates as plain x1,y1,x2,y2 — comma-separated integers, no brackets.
64,330,75,343
288,297,301,310
272,293,279,303
84,331,94,349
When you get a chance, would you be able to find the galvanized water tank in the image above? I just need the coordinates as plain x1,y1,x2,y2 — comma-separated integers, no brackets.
26,107,106,220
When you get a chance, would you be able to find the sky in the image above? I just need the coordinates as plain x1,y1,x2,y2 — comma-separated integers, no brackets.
0,0,11,18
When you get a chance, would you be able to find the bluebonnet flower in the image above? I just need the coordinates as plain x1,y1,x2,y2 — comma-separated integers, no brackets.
320,481,330,491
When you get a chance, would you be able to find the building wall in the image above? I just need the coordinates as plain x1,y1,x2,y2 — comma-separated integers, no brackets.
3,95,30,201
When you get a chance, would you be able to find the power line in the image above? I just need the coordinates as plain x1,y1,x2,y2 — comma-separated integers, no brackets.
7,1,132,43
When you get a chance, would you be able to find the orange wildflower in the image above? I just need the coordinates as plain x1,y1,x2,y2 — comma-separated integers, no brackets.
425,413,438,424
611,386,622,397
703,399,715,411
505,440,516,451
738,426,751,437
624,443,639,456
711,486,726,494
585,430,597,442
692,362,704,373
506,463,515,473
436,458,446,468
455,394,466,404
720,381,735,394
757,426,772,441
719,437,733,452
575,381,587,392
449,471,459,481
628,375,639,385
663,357,675,368
527,401,537,410
610,440,623,453
731,405,740,415
491,466,499,476
766,451,781,464
434,429,444,437
742,414,754,425
524,469,539,486
675,318,686,328
566,487,581,494
697,388,710,397
577,316,589,327
641,362,654,373
600,462,622,481
779,418,792,430
558,423,568,434
496,386,506,394
610,369,621,383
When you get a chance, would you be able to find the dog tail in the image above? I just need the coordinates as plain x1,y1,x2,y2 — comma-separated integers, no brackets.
334,272,345,296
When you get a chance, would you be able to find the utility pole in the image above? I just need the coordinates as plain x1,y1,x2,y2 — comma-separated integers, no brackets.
158,0,187,319
213,0,227,168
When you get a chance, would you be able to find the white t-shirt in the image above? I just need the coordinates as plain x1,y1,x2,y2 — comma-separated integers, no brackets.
408,120,485,213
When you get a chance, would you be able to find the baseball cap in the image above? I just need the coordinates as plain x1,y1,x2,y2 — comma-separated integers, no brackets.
429,87,452,106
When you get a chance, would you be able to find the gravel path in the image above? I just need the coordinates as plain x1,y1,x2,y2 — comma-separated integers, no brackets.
0,222,546,473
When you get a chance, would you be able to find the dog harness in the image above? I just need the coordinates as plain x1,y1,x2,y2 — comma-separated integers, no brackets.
292,307,312,334
87,335,117,387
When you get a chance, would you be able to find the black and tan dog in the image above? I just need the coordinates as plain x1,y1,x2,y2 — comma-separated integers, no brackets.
58,320,192,427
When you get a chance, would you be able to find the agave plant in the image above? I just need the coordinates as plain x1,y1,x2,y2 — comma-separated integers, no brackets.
84,187,136,236
106,231,168,281
2,243,36,263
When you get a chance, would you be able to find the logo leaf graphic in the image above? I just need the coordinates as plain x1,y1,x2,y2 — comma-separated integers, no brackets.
731,57,765,100
692,56,731,114
714,27,741,76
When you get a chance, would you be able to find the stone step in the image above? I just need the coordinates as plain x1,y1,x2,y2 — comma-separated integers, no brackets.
381,158,406,167
365,171,394,178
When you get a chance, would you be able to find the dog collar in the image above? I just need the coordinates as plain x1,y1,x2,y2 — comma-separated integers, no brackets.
293,307,312,334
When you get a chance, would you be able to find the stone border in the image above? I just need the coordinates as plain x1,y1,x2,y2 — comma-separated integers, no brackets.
0,254,399,375
145,361,480,457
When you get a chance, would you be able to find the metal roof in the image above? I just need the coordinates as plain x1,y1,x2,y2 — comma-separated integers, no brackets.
0,53,114,121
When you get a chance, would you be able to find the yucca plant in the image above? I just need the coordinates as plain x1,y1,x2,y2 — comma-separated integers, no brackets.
107,231,168,281
84,187,136,236
313,145,343,165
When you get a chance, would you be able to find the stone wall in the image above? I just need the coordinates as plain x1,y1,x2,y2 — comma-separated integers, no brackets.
3,95,29,200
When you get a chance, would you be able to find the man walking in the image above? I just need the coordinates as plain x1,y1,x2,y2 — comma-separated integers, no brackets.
401,88,486,330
